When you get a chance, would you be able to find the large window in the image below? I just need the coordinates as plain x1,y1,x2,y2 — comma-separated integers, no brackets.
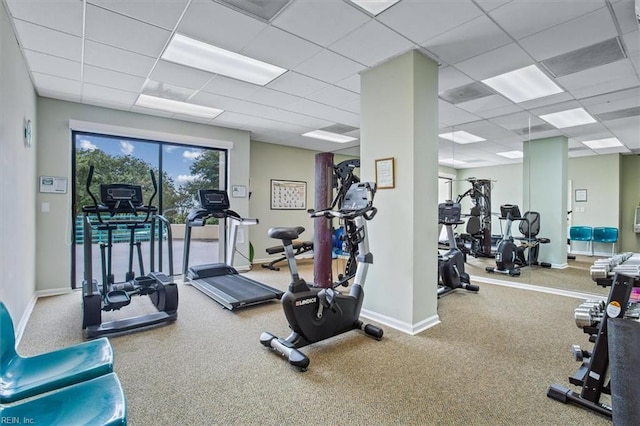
71,132,226,288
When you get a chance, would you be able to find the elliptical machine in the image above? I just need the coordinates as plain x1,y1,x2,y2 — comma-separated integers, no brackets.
486,204,522,277
260,182,383,371
81,166,178,338
438,201,479,297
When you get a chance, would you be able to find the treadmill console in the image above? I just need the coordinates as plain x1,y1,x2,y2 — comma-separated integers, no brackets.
100,184,144,212
439,201,462,224
500,204,521,219
341,182,375,211
198,190,230,213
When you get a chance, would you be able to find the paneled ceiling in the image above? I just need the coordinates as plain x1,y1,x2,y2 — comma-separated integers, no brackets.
5,0,640,167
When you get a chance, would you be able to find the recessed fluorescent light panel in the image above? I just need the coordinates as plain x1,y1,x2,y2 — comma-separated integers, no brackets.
539,107,596,128
302,130,358,143
582,137,623,149
496,150,524,159
481,65,563,103
135,94,223,119
349,0,400,15
438,130,486,144
440,158,468,167
162,34,287,86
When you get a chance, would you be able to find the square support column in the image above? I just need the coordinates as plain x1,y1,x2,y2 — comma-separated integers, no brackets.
360,50,439,334
523,136,568,267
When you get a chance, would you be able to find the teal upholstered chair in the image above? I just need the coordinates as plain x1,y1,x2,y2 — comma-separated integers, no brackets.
569,226,593,255
592,227,618,256
0,373,127,425
0,302,113,403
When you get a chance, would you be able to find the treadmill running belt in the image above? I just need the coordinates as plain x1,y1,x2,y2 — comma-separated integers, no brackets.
196,274,282,309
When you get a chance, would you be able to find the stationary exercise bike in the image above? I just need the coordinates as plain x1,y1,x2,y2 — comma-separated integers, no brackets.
438,201,479,297
486,204,522,277
260,182,383,371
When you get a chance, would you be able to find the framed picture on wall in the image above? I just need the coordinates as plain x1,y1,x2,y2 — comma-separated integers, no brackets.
375,157,395,189
270,180,307,210
575,189,587,202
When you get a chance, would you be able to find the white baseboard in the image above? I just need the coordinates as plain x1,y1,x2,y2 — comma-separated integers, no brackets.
15,294,38,346
361,308,440,335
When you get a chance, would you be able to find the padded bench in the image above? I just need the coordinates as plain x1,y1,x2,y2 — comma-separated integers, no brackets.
0,372,127,426
262,240,313,271
1,302,114,403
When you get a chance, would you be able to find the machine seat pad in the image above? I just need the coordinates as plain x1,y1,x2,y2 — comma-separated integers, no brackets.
1,302,113,403
268,227,305,241
0,373,127,426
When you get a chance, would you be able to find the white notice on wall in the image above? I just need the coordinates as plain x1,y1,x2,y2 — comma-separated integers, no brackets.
39,176,68,194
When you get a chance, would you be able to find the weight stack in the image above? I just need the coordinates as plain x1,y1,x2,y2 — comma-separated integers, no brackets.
608,318,640,426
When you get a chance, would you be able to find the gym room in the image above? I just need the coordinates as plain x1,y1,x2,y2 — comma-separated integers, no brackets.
2,0,639,425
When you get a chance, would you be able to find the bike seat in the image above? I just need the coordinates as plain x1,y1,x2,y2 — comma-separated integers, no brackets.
268,226,305,241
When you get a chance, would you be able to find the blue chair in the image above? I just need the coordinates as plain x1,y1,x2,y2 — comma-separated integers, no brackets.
0,372,127,425
0,302,113,403
569,226,593,255
592,227,618,256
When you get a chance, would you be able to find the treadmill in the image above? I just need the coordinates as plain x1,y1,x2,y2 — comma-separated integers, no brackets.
182,189,283,310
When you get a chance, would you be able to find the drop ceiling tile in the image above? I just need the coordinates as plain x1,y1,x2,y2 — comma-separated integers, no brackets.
578,87,640,107
260,109,334,130
489,111,547,130
623,30,640,57
84,40,156,77
83,65,145,93
560,122,608,138
240,26,322,69
473,103,523,120
23,50,81,81
517,92,575,111
306,85,360,109
13,20,82,61
283,99,360,127
557,60,639,99
456,94,513,114
82,83,139,106
329,20,414,67
438,100,482,126
85,5,171,57
272,0,370,47
422,15,511,65
340,99,360,114
453,43,532,81
489,0,604,41
519,7,617,61
438,66,474,92
32,72,81,96
294,50,364,84
9,2,83,36
457,120,520,140
266,72,329,97
150,60,214,91
378,0,483,44
87,0,188,30
188,91,248,112
605,116,640,147
611,0,639,34
202,75,262,99
529,100,582,117
244,88,300,108
177,1,266,52
335,74,361,93
474,0,513,12
38,88,81,103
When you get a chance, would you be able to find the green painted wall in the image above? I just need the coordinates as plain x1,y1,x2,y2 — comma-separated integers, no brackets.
619,155,640,253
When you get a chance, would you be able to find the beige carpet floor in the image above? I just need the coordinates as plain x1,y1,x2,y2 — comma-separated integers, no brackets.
17,259,614,425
